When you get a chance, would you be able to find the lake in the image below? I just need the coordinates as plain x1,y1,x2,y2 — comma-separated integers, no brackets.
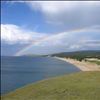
1,56,81,95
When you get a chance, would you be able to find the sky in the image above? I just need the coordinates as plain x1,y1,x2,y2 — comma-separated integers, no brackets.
1,1,100,56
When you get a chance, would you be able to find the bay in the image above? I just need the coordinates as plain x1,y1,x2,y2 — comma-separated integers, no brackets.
1,56,81,95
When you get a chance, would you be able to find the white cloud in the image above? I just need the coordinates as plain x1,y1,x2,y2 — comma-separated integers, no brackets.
83,40,100,43
40,40,68,47
1,24,47,44
1,24,100,52
69,45,82,49
1,24,69,47
83,40,100,47
85,44,100,47
1,24,68,47
52,40,68,46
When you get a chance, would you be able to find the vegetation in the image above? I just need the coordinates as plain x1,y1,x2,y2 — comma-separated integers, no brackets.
50,51,100,62
21,51,100,62
21,54,49,57
21,54,44,57
21,51,100,65
86,60,100,65
1,71,100,100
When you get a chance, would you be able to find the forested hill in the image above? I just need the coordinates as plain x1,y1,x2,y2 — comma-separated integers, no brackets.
20,51,100,61
50,51,100,61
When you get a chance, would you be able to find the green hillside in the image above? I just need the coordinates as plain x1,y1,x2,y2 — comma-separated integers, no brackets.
51,51,100,61
1,71,100,100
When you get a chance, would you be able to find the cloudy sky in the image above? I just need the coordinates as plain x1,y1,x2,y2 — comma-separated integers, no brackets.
1,1,100,56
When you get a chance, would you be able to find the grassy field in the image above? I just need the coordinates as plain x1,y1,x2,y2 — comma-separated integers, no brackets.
1,71,100,100
86,60,100,65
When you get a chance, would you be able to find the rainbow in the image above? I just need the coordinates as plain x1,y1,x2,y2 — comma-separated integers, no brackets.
14,29,100,56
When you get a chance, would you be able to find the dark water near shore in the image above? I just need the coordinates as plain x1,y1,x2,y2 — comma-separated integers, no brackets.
1,56,81,95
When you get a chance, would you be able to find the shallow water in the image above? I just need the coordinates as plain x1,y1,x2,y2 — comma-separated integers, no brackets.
1,56,81,95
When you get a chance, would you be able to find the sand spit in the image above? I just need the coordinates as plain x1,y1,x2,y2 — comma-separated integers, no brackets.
55,57,100,71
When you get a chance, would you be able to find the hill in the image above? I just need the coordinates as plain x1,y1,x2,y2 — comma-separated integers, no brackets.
50,51,100,61
21,54,43,57
1,71,100,100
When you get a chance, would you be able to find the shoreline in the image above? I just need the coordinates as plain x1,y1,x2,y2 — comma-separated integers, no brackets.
55,57,100,71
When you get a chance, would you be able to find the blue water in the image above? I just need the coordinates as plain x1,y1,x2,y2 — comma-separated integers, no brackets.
1,56,81,95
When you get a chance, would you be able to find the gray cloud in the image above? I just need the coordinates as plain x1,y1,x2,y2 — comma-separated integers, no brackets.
84,40,100,44
26,1,100,30
5,1,100,30
1,1,100,55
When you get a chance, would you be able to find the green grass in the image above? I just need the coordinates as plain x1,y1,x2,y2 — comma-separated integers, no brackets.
87,60,100,65
1,71,100,100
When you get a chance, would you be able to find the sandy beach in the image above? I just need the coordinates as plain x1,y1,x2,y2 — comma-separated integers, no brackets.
55,57,100,71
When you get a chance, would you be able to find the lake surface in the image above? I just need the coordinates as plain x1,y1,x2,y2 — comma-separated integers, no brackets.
1,56,81,95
